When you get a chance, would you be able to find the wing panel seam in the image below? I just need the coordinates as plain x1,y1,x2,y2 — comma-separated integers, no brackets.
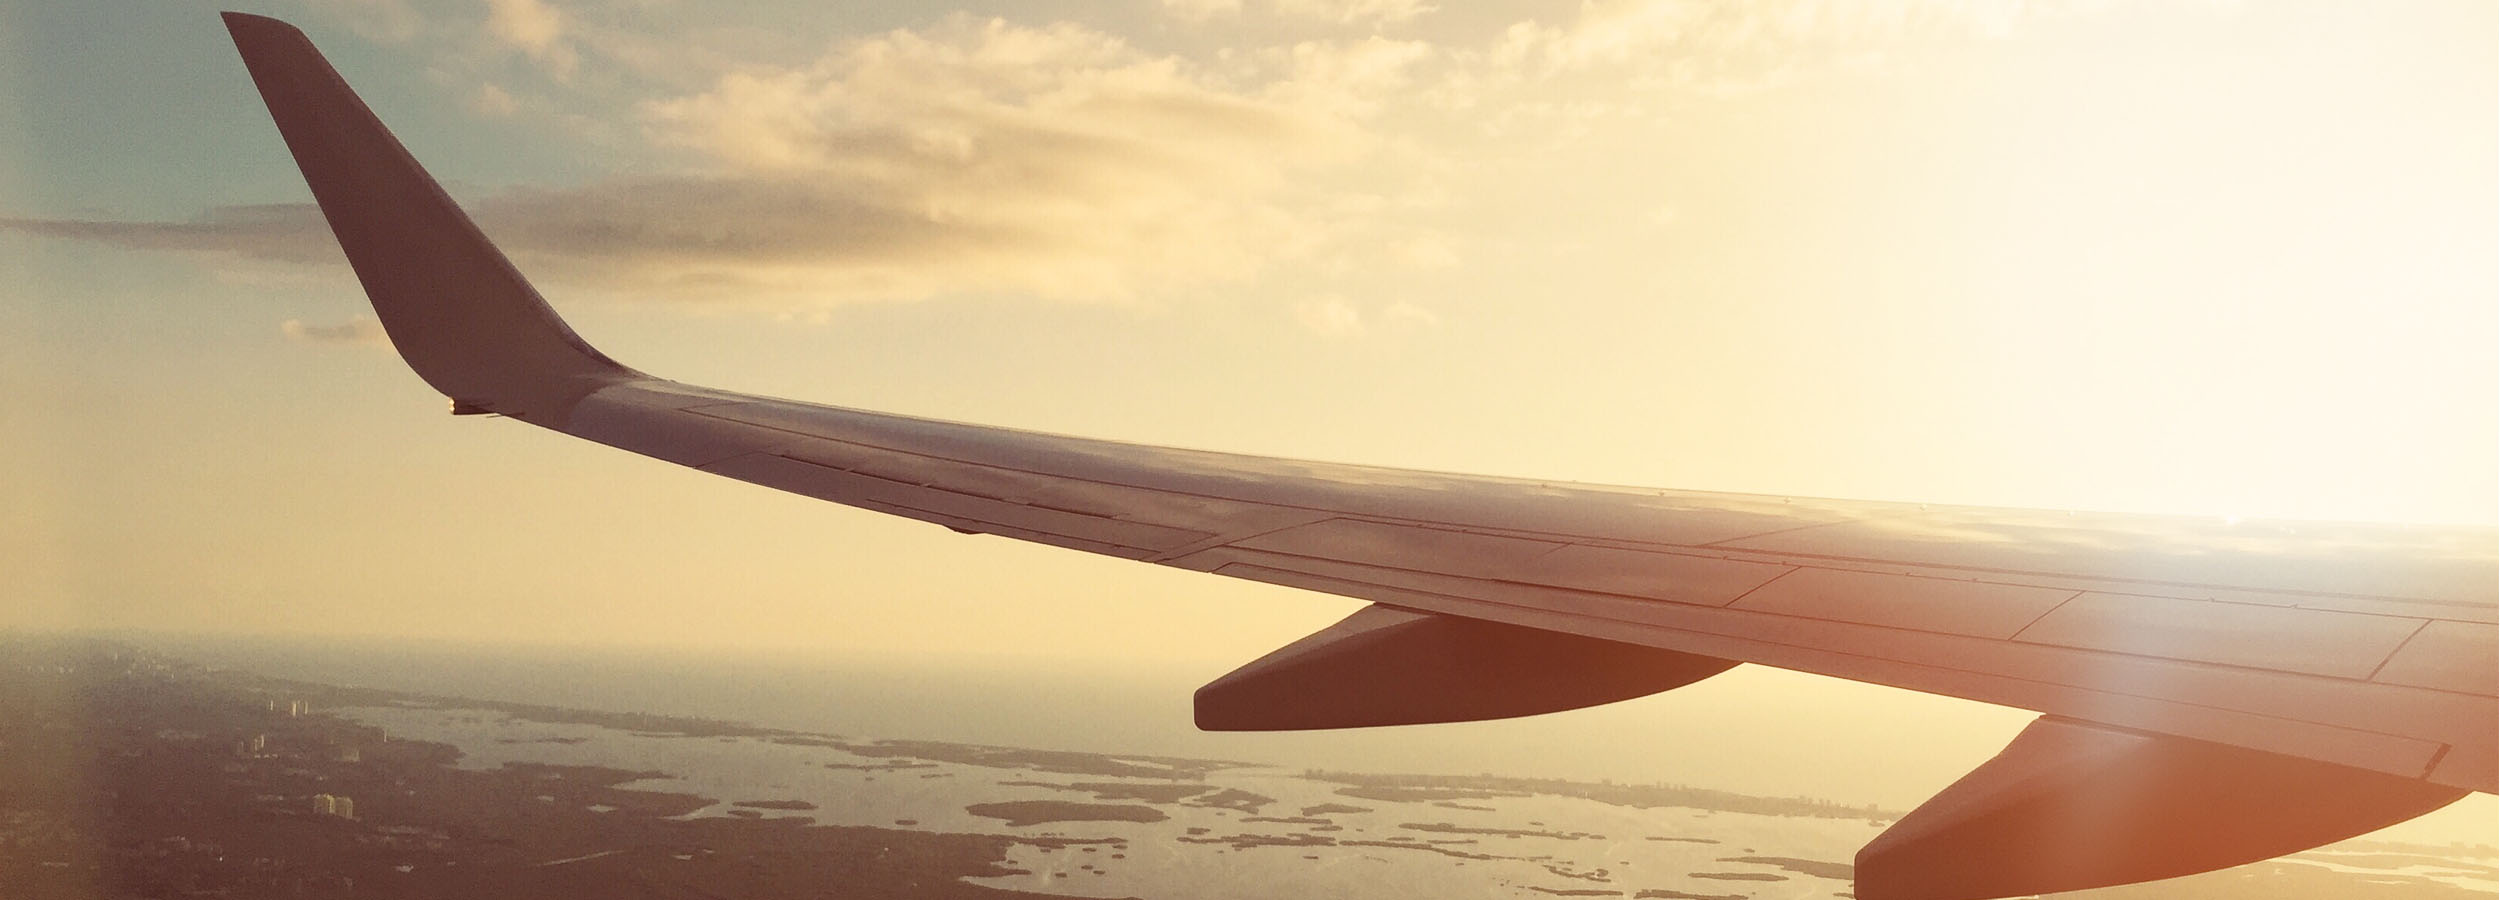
2366,619,2435,682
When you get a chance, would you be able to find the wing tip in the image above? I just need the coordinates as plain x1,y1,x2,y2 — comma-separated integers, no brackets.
221,7,641,424
221,11,302,44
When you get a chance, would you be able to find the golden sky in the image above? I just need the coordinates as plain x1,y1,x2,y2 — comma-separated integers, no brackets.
1,0,2492,837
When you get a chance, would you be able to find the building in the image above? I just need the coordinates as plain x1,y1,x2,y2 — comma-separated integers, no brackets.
310,794,354,820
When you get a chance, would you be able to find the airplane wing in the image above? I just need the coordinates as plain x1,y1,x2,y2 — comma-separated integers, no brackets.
220,13,2495,900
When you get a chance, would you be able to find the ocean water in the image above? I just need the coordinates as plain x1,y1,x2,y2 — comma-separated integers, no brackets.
326,701,2492,899
112,630,1991,806
133,632,1216,761
118,630,2500,849
337,702,1899,900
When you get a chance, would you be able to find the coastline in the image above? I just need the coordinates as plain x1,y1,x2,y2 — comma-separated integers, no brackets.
0,638,1101,900
5,636,2492,900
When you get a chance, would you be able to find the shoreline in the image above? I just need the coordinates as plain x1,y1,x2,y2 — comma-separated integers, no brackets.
0,638,1104,900
7,635,2493,900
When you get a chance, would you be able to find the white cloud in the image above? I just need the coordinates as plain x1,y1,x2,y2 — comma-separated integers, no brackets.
30,1,2170,316
484,0,561,50
1268,36,1435,117
1390,236,1458,269
1161,0,1435,27
470,82,520,117
1158,0,1244,20
1380,300,1440,328
1293,296,1438,337
1273,0,1438,27
1295,294,1366,337
579,17,1421,302
305,0,426,44
1488,0,2132,86
0,206,339,265
27,16,1429,309
484,0,577,78
280,317,389,346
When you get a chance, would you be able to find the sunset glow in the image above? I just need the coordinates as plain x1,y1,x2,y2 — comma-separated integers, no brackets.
3,0,2491,847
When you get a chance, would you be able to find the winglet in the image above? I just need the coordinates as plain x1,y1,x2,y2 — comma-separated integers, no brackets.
222,12,638,424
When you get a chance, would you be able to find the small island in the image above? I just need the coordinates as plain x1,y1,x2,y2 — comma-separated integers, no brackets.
965,801,1169,828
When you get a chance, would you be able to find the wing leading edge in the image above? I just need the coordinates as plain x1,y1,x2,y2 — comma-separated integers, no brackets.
224,12,2495,899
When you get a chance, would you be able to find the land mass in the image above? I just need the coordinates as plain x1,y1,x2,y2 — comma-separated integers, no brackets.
5,635,2490,900
0,638,1082,900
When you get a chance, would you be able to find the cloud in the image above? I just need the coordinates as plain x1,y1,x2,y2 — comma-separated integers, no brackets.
1380,300,1440,328
304,0,426,44
1487,0,2132,87
1295,294,1366,338
15,16,1432,309
1273,0,1438,27
616,18,1422,302
1,207,342,265
1293,296,1437,338
484,0,577,78
1267,36,1435,117
1158,0,1244,19
280,317,389,346
1160,0,1435,27
19,3,2161,315
1389,236,1458,269
470,82,520,117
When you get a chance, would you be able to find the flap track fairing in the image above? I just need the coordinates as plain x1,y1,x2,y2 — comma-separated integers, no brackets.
1196,603,1736,731
1856,715,2469,900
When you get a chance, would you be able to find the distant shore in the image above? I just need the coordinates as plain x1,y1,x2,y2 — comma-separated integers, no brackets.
7,635,2492,900
0,637,1093,900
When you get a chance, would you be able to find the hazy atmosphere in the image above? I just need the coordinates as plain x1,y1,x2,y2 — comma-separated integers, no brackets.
4,0,2495,863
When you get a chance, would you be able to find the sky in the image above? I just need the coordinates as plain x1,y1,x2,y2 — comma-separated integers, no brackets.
1,0,2493,836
